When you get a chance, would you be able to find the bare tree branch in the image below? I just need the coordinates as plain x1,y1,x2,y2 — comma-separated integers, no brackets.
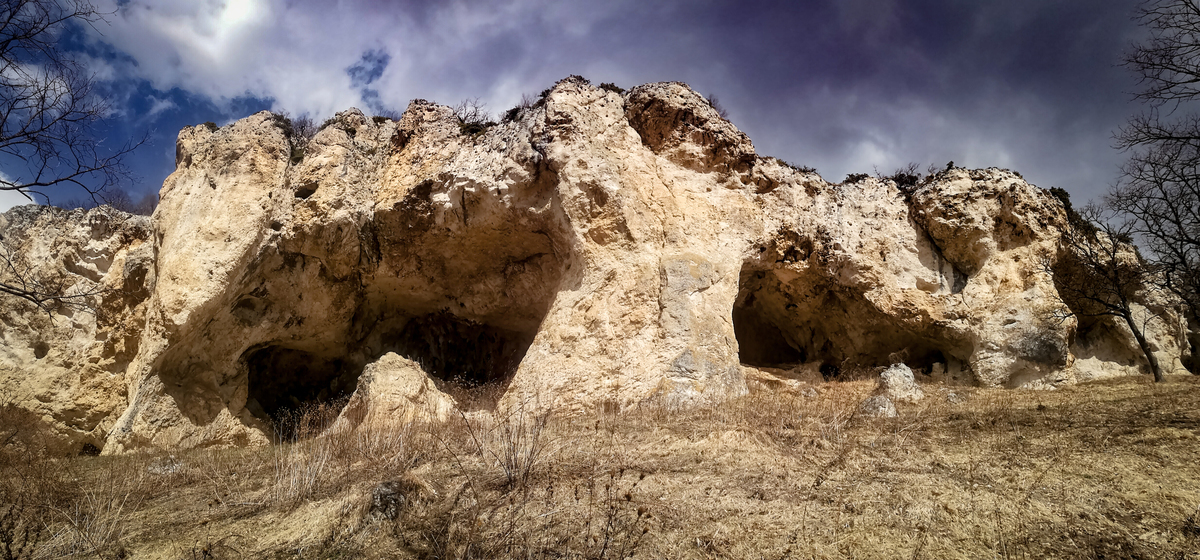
1045,202,1167,381
0,0,148,312
1117,0,1200,372
0,0,144,203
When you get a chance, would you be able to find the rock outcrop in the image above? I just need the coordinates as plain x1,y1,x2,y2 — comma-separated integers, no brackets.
0,206,153,454
0,76,1193,453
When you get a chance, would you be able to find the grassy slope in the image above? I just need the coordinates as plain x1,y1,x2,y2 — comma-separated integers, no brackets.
3,374,1200,559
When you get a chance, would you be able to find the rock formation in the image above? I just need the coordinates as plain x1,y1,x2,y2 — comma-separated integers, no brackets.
878,364,924,404
0,206,153,453
0,76,1193,453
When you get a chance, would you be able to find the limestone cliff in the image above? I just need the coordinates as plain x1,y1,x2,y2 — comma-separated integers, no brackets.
0,77,1192,453
0,206,152,453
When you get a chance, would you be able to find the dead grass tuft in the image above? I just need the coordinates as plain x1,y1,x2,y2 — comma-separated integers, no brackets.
3,375,1200,557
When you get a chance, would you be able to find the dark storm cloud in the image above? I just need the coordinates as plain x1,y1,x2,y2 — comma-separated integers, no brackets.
16,0,1145,211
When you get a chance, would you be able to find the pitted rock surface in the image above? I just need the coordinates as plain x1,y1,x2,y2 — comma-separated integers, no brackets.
0,77,1192,452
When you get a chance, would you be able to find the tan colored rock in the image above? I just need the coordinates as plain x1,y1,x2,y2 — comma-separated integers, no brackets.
1,76,1192,453
859,395,898,418
878,363,924,403
0,206,153,454
334,353,457,429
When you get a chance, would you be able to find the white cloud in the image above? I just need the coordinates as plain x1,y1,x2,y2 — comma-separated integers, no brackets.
146,96,177,118
89,0,637,119
81,0,1129,202
0,188,36,212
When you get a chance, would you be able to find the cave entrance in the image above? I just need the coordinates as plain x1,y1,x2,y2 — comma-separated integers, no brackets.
242,309,536,433
733,290,804,367
391,311,530,388
733,261,957,378
245,346,363,437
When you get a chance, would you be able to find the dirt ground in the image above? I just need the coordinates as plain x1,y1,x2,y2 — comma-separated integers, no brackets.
3,373,1200,559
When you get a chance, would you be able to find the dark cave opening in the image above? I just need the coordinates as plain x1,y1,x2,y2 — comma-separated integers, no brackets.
733,291,804,367
734,262,958,376
391,311,531,388
243,310,536,430
244,345,364,431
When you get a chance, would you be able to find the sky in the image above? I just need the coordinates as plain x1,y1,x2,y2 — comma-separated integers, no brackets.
1,0,1153,210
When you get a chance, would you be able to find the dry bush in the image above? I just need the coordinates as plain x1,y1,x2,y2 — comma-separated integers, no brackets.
264,399,435,508
1,409,148,560
41,462,145,559
459,400,552,489
0,492,46,560
452,98,496,136
266,401,348,507
268,438,333,508
393,401,651,559
0,404,73,559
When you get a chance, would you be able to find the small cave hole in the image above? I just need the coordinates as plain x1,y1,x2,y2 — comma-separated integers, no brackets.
245,345,363,439
33,341,49,359
909,349,946,373
295,183,318,199
733,261,957,378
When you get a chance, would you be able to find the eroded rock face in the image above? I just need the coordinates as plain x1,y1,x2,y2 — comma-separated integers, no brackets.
0,206,152,454
329,352,457,435
1,77,1193,453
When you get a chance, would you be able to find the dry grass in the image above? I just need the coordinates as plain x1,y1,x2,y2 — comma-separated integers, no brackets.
3,375,1200,558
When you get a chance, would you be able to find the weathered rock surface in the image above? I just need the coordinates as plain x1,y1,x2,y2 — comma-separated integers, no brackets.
334,353,457,429
859,395,898,418
878,363,924,404
0,76,1193,453
0,206,153,453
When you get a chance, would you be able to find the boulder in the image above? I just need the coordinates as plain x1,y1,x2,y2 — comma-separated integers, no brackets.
878,363,924,403
332,353,457,429
859,395,898,418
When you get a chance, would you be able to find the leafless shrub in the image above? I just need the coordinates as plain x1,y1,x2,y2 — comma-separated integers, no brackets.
876,161,925,192
766,156,817,174
452,97,496,136
502,93,542,123
843,172,870,184
372,108,403,122
44,472,142,559
266,401,342,506
269,112,320,164
706,93,729,120
459,401,552,489
400,402,650,559
599,82,625,94
0,493,45,560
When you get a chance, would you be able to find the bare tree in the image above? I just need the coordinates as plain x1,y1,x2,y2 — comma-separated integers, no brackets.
1109,141,1200,317
1048,199,1166,382
1114,0,1200,371
0,0,141,204
451,97,494,135
0,227,108,313
1,0,143,313
705,93,729,120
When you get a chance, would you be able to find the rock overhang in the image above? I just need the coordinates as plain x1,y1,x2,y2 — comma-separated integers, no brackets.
0,76,1192,453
